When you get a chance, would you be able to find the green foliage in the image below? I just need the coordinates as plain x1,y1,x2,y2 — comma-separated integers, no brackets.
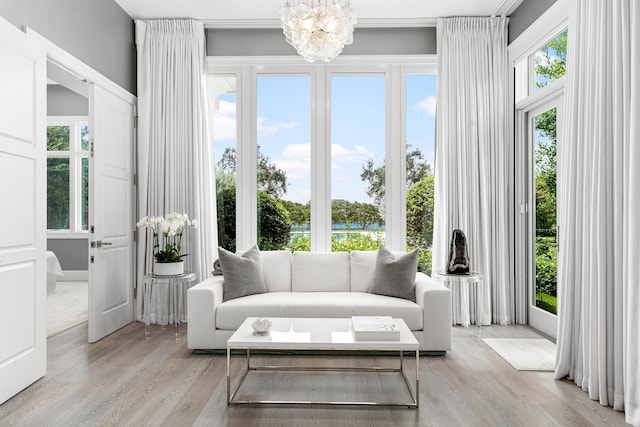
535,236,557,300
216,185,237,252
217,146,288,198
47,158,70,229
289,235,311,252
257,190,292,250
406,176,434,249
360,144,432,208
282,200,310,227
536,292,557,315
47,125,70,151
331,233,383,252
416,247,432,275
534,29,567,89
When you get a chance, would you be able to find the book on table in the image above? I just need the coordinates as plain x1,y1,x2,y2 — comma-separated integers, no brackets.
351,316,400,341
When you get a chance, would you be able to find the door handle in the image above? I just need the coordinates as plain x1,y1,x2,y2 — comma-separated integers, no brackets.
91,240,113,248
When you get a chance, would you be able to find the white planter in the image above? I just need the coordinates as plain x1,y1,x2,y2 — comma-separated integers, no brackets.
154,261,184,276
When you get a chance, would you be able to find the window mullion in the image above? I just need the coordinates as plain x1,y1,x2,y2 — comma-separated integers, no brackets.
311,65,330,252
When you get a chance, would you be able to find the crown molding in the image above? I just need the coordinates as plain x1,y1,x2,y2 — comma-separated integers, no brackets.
492,0,524,17
203,17,437,29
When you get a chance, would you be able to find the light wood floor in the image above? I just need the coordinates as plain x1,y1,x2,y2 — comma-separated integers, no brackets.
0,322,628,427
47,281,88,337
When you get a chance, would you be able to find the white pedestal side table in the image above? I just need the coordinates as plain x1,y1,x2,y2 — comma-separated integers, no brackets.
432,271,483,328
142,272,196,338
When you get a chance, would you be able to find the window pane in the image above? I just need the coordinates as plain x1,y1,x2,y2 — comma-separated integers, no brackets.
533,29,567,92
81,124,89,151
47,158,70,229
405,74,436,274
256,75,311,252
47,125,70,151
331,75,385,252
81,158,89,230
534,107,558,315
210,75,238,252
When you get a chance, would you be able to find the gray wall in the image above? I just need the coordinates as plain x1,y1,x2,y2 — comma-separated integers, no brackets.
207,27,437,56
47,85,88,116
47,239,88,270
508,0,558,43
0,0,136,95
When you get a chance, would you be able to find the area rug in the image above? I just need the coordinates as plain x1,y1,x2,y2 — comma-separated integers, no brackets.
482,338,556,371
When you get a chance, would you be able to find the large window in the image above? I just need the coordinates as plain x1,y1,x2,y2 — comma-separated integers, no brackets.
208,59,436,262
47,117,89,233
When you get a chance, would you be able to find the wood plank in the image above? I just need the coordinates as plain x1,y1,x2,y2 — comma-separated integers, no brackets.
0,323,628,426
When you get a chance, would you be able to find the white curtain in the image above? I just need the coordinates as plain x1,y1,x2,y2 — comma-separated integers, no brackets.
135,19,217,322
433,17,512,326
555,1,639,425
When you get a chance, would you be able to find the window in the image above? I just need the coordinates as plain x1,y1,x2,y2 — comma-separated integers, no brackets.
47,117,89,233
531,29,567,92
209,75,238,251
331,74,385,252
208,58,436,259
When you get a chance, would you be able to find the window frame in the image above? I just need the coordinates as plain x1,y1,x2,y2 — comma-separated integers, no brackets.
46,116,90,237
207,55,437,252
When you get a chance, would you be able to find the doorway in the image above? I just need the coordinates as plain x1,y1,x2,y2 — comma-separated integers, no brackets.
526,95,562,339
45,61,90,337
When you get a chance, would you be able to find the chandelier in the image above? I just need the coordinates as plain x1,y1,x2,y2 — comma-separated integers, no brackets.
281,0,357,63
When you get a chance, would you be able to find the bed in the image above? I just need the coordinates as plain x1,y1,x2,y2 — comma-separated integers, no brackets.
47,251,64,294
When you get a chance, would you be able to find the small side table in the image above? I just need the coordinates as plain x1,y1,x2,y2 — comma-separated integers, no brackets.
432,271,483,328
142,272,196,338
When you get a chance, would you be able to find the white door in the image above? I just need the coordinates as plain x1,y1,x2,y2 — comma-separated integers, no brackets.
527,96,562,339
0,17,47,404
88,83,135,343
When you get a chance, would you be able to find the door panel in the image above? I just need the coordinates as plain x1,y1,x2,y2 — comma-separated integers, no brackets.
0,16,46,405
88,83,135,343
527,97,561,339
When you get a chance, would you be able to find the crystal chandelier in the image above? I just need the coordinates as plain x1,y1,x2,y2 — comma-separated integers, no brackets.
281,0,357,63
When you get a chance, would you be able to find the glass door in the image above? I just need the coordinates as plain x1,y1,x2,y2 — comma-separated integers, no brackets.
527,96,561,339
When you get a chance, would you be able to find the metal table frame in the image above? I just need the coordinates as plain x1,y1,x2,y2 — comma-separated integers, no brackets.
142,272,195,338
227,345,419,408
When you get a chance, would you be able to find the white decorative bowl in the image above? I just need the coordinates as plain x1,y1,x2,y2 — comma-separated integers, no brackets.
251,317,272,335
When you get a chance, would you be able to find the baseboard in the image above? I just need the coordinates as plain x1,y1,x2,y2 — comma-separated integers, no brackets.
62,270,88,281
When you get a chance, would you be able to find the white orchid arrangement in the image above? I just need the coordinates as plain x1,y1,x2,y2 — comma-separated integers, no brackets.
137,212,199,263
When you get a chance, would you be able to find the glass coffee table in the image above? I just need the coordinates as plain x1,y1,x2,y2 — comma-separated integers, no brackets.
227,317,419,408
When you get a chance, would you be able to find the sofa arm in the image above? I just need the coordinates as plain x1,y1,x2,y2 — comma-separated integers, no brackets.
415,272,452,352
187,277,223,350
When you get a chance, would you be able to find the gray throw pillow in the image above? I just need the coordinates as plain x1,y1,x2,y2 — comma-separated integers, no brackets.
368,247,418,302
219,245,267,302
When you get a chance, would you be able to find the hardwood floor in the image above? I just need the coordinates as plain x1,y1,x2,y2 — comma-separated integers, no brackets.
47,281,88,337
0,322,628,427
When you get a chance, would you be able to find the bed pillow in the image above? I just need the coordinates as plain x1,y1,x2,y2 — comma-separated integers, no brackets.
219,245,267,302
368,246,418,302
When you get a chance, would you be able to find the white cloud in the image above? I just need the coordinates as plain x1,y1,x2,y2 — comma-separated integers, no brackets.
212,100,236,141
258,117,300,137
331,143,374,171
275,143,311,181
417,96,437,116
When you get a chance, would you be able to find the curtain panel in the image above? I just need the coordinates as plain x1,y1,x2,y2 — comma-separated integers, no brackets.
433,17,513,326
135,19,217,322
555,1,639,425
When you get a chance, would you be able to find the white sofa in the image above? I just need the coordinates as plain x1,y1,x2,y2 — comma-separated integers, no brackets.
187,250,452,353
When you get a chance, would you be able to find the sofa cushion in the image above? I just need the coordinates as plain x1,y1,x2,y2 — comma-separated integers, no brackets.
219,245,267,302
292,251,350,292
216,292,289,329
350,251,378,293
216,292,423,331
260,250,292,292
369,247,418,302
351,250,413,293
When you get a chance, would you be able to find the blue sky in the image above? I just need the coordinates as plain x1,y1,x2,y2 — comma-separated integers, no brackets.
212,74,436,204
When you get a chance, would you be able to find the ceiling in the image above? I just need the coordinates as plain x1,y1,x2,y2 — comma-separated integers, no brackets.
113,0,524,28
